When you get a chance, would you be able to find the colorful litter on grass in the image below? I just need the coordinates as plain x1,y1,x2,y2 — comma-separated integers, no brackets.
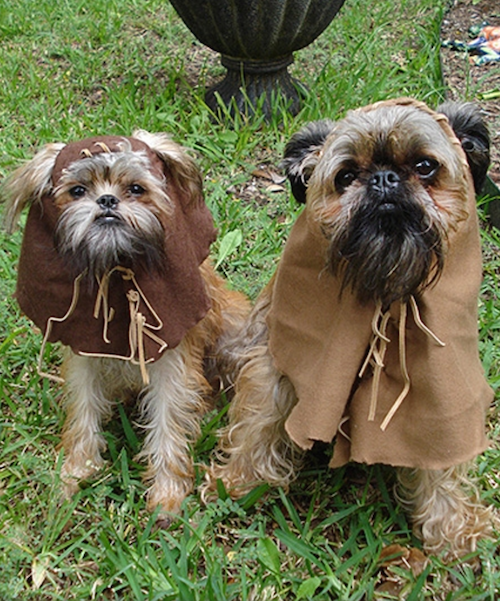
443,22,500,65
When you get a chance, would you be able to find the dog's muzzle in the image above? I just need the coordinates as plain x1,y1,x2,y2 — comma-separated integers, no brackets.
96,195,121,222
97,194,120,209
368,170,401,210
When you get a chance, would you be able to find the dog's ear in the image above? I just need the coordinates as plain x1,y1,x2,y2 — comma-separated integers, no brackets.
437,101,490,194
2,143,65,232
281,120,335,204
132,130,203,202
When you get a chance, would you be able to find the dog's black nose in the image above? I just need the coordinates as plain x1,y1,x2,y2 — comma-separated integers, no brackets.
97,194,120,209
369,170,401,195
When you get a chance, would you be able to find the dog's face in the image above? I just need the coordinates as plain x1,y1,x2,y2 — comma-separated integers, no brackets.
4,131,203,279
53,146,170,277
283,101,490,308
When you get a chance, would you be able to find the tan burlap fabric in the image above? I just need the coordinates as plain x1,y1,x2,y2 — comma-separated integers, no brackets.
16,136,216,364
267,101,493,470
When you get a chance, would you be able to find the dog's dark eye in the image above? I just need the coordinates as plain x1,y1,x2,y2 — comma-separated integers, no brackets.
335,168,358,192
461,138,475,153
129,184,146,196
414,158,439,179
69,185,86,199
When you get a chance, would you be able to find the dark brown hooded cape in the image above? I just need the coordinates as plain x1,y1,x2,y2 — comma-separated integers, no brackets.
16,136,217,366
267,102,493,470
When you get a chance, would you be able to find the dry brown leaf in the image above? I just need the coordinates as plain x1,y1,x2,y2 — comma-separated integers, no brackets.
375,579,404,597
379,544,429,577
407,547,429,576
379,543,409,566
251,167,286,185
251,167,274,180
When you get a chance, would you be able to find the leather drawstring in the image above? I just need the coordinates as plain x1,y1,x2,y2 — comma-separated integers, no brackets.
38,271,86,383
359,296,446,431
38,267,169,386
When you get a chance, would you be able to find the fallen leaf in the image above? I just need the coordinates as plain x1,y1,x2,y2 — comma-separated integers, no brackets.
265,183,286,193
407,547,429,576
32,555,49,590
375,579,404,597
379,544,409,566
251,167,274,180
270,172,287,185
251,167,286,185
379,544,429,577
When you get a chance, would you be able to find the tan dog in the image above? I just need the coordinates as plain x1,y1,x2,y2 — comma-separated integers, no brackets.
205,99,494,557
4,132,248,516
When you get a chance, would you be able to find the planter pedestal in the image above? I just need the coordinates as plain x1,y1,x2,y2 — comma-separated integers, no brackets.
205,55,304,117
168,0,346,118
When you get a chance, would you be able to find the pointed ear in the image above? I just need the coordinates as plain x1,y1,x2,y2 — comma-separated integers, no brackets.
437,101,490,194
132,130,203,203
281,120,335,204
2,143,65,232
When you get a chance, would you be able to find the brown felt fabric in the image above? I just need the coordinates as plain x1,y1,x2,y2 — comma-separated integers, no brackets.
267,101,493,470
16,136,217,361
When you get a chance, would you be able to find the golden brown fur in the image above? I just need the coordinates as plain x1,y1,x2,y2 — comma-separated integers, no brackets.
4,133,249,515
59,261,247,514
204,100,494,558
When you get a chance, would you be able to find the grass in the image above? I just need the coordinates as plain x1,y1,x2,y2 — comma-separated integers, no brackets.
0,0,499,598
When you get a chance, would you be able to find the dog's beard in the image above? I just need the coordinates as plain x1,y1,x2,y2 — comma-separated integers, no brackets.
55,200,165,279
327,185,445,308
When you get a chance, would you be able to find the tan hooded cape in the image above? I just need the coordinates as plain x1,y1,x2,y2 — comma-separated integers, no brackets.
267,102,493,470
16,136,217,369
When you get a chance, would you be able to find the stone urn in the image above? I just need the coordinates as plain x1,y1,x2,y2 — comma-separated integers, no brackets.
168,0,346,117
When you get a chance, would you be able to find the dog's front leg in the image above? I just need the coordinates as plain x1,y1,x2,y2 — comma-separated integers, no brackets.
138,343,205,515
60,353,113,497
205,338,301,500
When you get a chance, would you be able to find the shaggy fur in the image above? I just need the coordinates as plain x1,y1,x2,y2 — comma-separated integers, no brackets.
204,101,493,558
4,132,249,515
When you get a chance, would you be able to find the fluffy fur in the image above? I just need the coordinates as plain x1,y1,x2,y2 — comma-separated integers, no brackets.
283,102,475,308
4,132,249,515
204,101,493,557
53,149,169,278
436,101,490,194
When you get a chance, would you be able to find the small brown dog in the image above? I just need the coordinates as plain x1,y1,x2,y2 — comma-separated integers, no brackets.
205,99,494,557
4,131,248,515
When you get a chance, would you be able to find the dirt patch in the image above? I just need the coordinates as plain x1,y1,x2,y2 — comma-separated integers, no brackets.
440,0,500,186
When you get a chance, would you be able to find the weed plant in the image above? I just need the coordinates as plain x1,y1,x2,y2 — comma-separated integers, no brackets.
0,0,499,599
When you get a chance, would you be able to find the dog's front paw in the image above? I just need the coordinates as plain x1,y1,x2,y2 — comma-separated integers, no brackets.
201,461,263,502
145,476,193,515
60,457,104,498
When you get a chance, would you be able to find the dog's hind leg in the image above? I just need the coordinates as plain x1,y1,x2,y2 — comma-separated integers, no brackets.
203,290,302,500
60,353,114,496
397,465,494,558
